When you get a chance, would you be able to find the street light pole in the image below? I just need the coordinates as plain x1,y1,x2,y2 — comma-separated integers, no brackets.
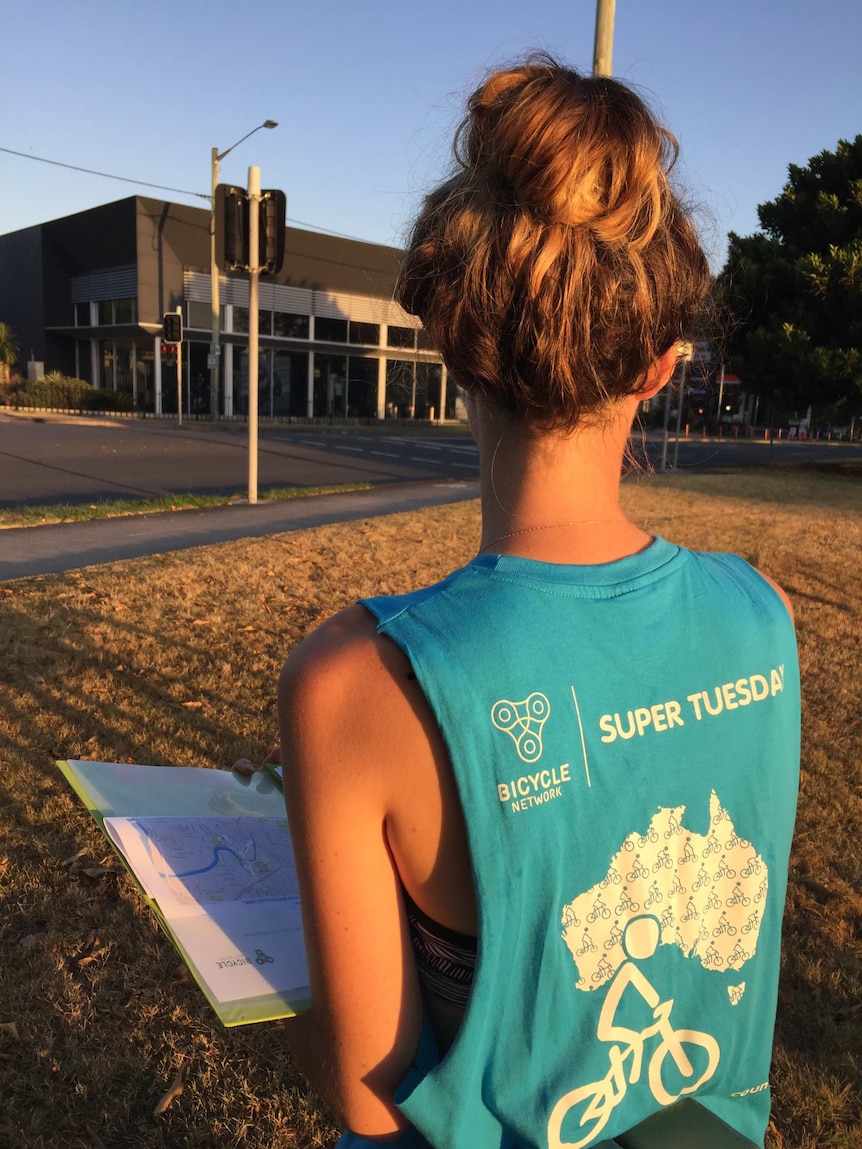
593,0,616,76
209,120,277,421
248,165,261,504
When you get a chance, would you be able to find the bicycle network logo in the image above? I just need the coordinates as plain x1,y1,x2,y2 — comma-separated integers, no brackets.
547,791,768,1149
491,691,550,763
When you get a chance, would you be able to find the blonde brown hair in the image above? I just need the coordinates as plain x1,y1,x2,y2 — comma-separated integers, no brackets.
396,56,710,430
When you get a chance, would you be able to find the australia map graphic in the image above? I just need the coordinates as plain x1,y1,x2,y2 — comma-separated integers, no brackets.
560,792,768,999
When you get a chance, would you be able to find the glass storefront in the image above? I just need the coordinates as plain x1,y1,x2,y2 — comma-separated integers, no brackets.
385,359,414,418
385,359,445,419
71,289,446,420
136,347,156,413
415,363,442,420
314,353,347,416
76,340,93,383
232,349,310,419
346,357,378,418
272,350,309,417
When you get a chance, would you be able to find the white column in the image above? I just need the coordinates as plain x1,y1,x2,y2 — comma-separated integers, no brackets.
377,356,386,420
225,344,234,417
154,337,162,414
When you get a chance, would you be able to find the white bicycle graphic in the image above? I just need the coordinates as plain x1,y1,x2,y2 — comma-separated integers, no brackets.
548,917,720,1149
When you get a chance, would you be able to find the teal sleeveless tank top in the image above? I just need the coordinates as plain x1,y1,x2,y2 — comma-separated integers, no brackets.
359,538,800,1149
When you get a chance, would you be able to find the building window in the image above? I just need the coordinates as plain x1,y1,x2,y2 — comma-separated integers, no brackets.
99,340,115,389
385,359,414,418
415,362,442,419
274,311,310,339
96,298,138,325
314,354,348,416
272,351,309,416
258,309,272,336
76,339,93,382
75,302,91,326
233,306,249,334
348,321,379,346
346,356,378,418
315,317,348,344
416,327,435,351
387,325,416,349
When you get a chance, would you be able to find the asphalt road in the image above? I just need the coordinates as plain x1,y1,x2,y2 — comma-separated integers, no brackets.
0,419,481,507
1,418,859,511
1,416,859,581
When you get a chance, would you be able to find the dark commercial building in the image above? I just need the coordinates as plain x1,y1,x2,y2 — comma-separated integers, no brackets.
0,196,457,421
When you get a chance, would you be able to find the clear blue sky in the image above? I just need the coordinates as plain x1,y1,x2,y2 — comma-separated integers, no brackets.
3,0,860,270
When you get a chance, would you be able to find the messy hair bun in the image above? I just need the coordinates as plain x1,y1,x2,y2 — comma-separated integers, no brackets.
396,55,710,429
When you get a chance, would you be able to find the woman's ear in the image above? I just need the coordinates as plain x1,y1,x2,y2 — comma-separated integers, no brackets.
638,344,681,401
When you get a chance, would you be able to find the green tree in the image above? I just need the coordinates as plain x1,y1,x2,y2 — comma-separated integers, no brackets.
0,321,19,380
718,136,862,426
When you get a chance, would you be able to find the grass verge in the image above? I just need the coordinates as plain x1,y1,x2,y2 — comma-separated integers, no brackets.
0,467,860,1148
0,483,372,529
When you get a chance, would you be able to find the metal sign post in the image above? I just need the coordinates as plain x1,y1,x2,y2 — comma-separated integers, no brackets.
247,166,261,505
660,342,693,473
176,324,183,426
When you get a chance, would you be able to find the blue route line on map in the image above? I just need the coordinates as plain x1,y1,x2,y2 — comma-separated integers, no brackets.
140,827,258,878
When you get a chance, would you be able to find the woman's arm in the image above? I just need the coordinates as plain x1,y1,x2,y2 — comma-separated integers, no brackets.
278,606,426,1138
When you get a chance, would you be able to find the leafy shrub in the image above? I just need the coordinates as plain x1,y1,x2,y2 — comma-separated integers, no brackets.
12,373,132,412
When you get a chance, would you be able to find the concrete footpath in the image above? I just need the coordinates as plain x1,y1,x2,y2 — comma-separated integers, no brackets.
0,479,481,582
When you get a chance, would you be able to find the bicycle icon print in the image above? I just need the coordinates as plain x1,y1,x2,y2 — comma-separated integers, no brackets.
548,916,720,1149
549,793,769,1147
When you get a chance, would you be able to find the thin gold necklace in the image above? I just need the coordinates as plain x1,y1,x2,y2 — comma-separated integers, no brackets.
478,518,631,555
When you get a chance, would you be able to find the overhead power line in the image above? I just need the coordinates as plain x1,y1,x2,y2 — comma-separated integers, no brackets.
1,146,390,246
0,146,209,200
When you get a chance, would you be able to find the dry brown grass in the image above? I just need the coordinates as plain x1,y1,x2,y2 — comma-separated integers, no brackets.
0,466,860,1148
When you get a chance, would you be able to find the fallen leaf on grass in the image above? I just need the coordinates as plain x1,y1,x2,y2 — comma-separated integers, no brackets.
170,964,190,988
153,1064,186,1116
180,700,202,709
76,933,107,967
81,864,119,878
191,618,209,626
62,848,89,867
0,1022,20,1040
0,856,9,875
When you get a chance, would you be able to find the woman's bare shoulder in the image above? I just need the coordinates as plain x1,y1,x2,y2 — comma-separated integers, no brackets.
754,569,795,625
279,605,428,794
281,604,411,699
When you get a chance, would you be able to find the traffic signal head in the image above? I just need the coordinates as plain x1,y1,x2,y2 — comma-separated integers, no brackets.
216,184,249,271
215,184,286,274
163,312,183,343
260,189,287,276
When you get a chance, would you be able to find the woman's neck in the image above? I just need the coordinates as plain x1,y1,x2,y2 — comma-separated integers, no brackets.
474,402,651,564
